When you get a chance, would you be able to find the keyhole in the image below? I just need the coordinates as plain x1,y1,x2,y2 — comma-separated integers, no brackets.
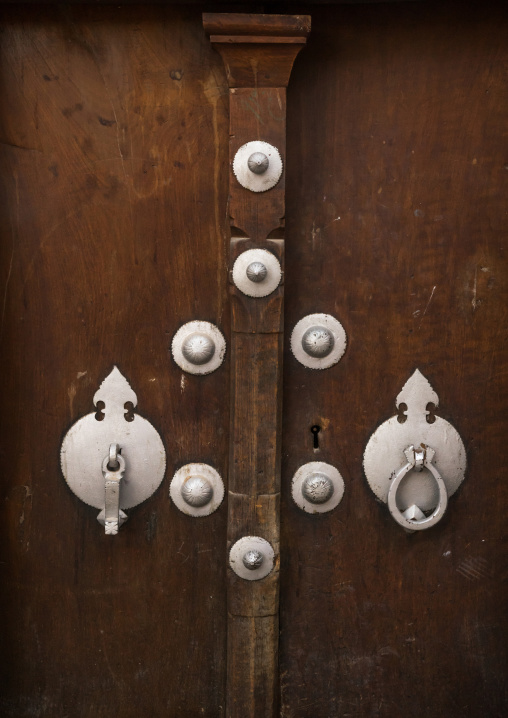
310,425,321,449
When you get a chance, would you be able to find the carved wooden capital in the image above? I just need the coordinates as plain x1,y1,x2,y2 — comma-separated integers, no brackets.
203,13,311,88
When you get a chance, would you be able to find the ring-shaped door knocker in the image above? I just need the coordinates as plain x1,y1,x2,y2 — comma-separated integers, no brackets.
387,445,448,531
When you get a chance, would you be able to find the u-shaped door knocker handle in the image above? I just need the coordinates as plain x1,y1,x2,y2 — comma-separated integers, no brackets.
387,445,448,531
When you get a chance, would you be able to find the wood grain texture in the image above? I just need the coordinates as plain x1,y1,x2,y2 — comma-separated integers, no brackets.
0,5,230,717
203,14,311,38
280,3,508,717
206,13,310,718
229,89,287,241
2,3,506,716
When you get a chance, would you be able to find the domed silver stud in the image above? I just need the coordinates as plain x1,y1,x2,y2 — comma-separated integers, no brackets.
242,549,264,570
181,476,214,507
301,326,335,358
247,151,269,175
229,536,275,581
170,463,225,517
182,333,215,365
172,321,226,375
232,249,282,298
291,313,347,369
292,462,345,514
233,140,283,193
301,473,335,504
246,261,268,284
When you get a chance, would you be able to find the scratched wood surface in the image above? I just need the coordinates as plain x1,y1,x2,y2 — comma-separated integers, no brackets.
1,2,507,717
280,2,508,717
0,5,230,717
204,14,309,717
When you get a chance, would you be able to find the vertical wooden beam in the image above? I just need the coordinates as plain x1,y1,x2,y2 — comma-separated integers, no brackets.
203,13,310,718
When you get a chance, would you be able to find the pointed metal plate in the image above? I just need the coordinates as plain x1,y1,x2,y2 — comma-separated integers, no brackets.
60,367,166,510
363,370,466,512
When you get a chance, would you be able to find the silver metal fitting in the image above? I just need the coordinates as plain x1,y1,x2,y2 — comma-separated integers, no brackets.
60,366,166,535
181,476,214,507
246,261,268,283
232,248,282,298
182,333,215,366
301,326,335,358
247,152,269,175
301,472,335,504
170,463,224,517
233,141,283,193
242,549,264,570
229,536,274,581
291,461,345,514
172,321,226,375
363,369,467,531
387,444,448,531
291,314,347,369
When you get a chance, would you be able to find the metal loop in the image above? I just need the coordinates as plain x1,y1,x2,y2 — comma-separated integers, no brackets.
387,445,448,531
102,449,125,478
108,442,120,471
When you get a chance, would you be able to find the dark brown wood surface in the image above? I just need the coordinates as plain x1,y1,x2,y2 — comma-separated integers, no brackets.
281,2,508,717
0,5,230,717
0,2,507,717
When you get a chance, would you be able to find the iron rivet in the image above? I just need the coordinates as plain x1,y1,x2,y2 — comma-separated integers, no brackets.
301,326,335,358
181,476,214,507
246,261,268,283
247,152,269,175
242,549,264,570
302,473,335,504
182,333,215,365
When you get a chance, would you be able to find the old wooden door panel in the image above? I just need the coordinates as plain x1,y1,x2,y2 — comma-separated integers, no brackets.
0,6,229,716
281,3,507,717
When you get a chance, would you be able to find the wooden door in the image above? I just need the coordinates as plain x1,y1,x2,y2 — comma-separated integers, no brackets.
0,3,507,717
280,3,508,717
0,5,230,716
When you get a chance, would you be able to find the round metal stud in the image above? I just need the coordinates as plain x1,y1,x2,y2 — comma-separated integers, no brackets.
181,476,214,507
292,461,345,514
291,313,347,369
229,536,274,581
181,333,215,366
242,549,264,570
232,249,282,298
301,326,335,358
170,463,224,517
233,141,283,193
301,473,335,504
247,152,269,175
172,321,226,375
246,261,268,283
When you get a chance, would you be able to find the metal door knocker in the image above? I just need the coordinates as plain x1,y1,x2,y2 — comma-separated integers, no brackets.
60,367,166,535
363,369,466,532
